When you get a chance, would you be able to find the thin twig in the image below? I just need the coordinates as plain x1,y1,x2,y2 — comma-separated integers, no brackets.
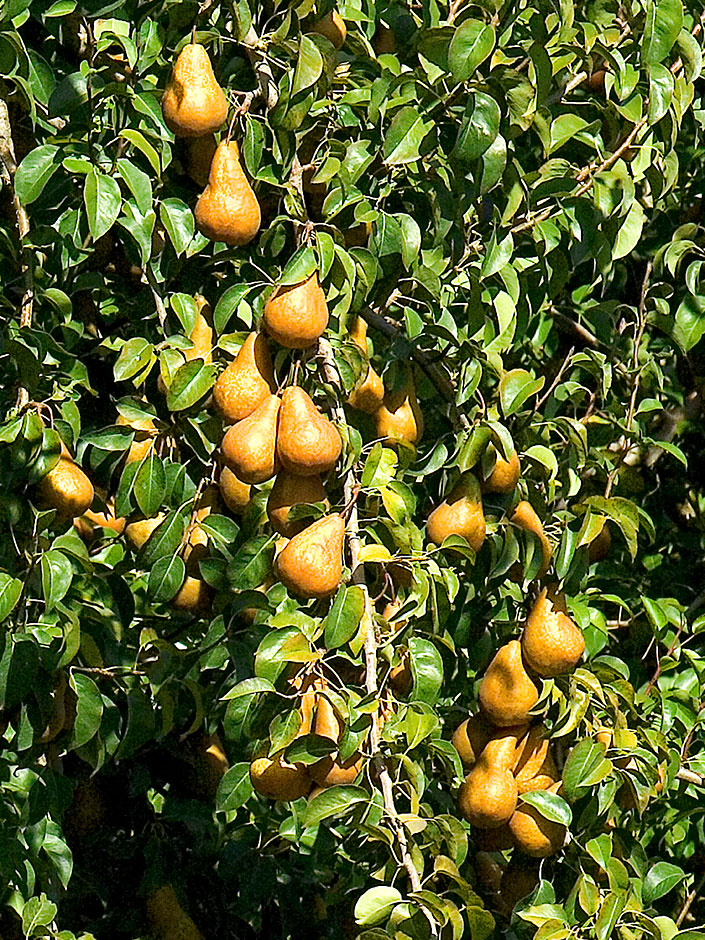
241,25,279,111
676,871,705,927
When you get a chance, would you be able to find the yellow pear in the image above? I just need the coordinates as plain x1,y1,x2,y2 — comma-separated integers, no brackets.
427,472,485,551
74,496,125,541
457,728,522,828
347,316,384,413
185,294,213,363
513,725,558,792
374,369,423,445
277,386,342,476
275,513,345,598
184,133,217,187
220,393,280,484
309,692,363,787
389,650,413,696
588,522,612,561
267,471,329,537
479,640,539,727
250,751,311,801
521,588,585,677
117,413,159,464
262,272,329,349
482,445,521,494
180,732,229,799
218,466,252,515
509,783,566,857
171,577,212,613
510,500,552,579
213,332,274,423
146,885,205,940
161,43,228,137
452,713,494,769
36,442,94,520
194,140,261,246
310,10,347,48
125,513,165,551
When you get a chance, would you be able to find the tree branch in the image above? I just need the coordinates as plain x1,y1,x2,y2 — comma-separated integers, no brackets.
240,25,279,111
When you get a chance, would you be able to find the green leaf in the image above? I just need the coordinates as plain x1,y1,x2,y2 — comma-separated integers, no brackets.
216,763,253,812
354,887,403,927
408,636,443,704
115,687,155,759
672,294,705,351
643,863,686,903
114,337,155,382
499,369,544,416
549,114,589,154
222,677,276,700
448,20,495,82
0,574,22,622
324,585,365,649
84,167,122,241
613,202,645,260
642,0,683,65
227,536,275,591
304,785,368,826
453,92,501,165
280,245,317,286
69,673,103,748
147,554,185,603
120,128,160,175
134,454,165,517
41,549,72,611
166,360,215,411
595,892,625,940
292,34,323,96
139,511,186,565
562,739,612,799
383,107,432,165
160,198,195,255
519,789,572,826
22,896,58,935
116,158,153,215
15,144,59,205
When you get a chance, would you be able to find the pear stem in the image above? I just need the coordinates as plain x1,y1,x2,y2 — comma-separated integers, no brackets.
318,338,437,934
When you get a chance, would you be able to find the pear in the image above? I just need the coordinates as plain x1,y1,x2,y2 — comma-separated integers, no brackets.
218,466,252,515
389,651,413,696
267,471,329,537
374,369,423,445
427,472,485,551
588,522,612,561
479,640,539,727
213,332,274,423
180,732,229,799
474,823,515,852
262,272,329,349
250,751,311,801
277,386,342,476
184,133,217,187
275,513,345,598
457,728,522,828
309,692,363,787
498,859,540,915
509,783,566,857
347,316,385,413
510,500,552,579
146,885,205,940
482,445,521,493
74,497,125,541
161,43,228,137
194,140,261,246
185,294,213,363
513,725,558,792
452,713,494,769
125,513,165,551
172,539,213,613
310,10,347,48
521,588,585,677
117,413,159,464
220,393,280,484
36,442,94,520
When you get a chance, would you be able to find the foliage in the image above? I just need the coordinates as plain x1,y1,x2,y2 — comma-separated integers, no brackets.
1,0,705,939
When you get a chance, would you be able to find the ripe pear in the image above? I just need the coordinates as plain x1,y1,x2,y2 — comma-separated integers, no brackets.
181,732,229,799
262,272,329,349
309,692,362,787
213,332,274,423
374,369,423,446
220,393,280,484
310,10,347,48
482,446,521,494
146,885,205,940
117,413,159,464
498,858,539,916
218,466,252,514
185,294,213,363
474,823,515,852
267,471,329,537
74,498,125,541
510,500,552,579
194,140,261,246
509,784,566,857
452,713,494,769
513,725,558,793
184,133,217,187
458,728,522,828
479,640,539,727
588,522,612,561
347,316,385,413
125,513,165,551
389,650,412,696
521,588,585,677
161,43,228,138
171,575,213,614
250,750,311,801
277,386,342,476
275,513,345,598
36,444,94,521
427,472,485,551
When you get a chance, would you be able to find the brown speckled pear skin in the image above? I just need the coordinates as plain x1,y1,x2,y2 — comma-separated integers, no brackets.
161,44,228,138
262,272,329,349
125,513,165,551
510,500,552,578
250,751,311,801
310,10,347,48
171,575,212,613
275,513,345,598
479,640,539,727
36,456,94,520
374,370,423,445
452,713,497,769
184,133,217,187
267,471,329,537
218,466,252,514
277,386,342,476
185,295,213,363
213,332,274,422
427,472,485,551
220,393,280,484
348,318,384,413
509,783,566,857
522,588,585,677
482,447,521,493
309,692,362,787
194,140,261,246
457,728,522,828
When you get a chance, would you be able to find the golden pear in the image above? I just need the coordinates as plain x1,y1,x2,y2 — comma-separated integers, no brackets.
146,885,205,940
262,272,329,349
389,650,413,696
117,413,159,464
479,640,539,727
513,725,558,793
183,484,221,556
194,140,261,246
180,732,229,799
171,575,213,614
482,446,521,494
267,471,329,537
184,133,217,187
310,10,347,48
452,713,494,769
474,823,515,852
509,784,566,857
185,294,213,363
498,859,539,916
250,751,311,801
427,472,485,551
74,498,125,541
277,386,342,476
347,316,385,413
374,369,423,445
309,692,363,787
275,513,345,598
161,43,228,138
213,332,274,423
510,500,551,579
218,466,252,515
588,522,612,561
125,513,165,551
457,728,522,828
220,393,280,484
521,588,585,677
36,447,94,521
